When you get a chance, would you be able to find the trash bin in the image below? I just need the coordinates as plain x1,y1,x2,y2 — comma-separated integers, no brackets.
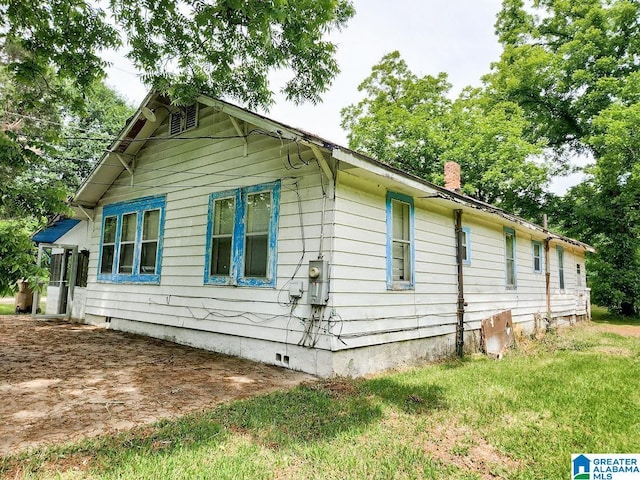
14,279,33,314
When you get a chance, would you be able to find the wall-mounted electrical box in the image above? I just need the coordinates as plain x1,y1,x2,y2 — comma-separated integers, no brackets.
289,281,303,299
308,260,329,305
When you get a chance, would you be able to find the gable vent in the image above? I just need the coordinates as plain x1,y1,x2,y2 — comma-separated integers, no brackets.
169,103,199,135
184,104,198,130
169,112,183,135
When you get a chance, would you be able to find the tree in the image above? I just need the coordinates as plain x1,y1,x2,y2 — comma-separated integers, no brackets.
1,0,354,108
59,82,135,189
341,51,547,219
490,0,640,314
0,62,133,293
0,219,45,296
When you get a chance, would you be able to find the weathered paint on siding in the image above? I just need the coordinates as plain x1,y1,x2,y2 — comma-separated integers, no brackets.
84,105,333,350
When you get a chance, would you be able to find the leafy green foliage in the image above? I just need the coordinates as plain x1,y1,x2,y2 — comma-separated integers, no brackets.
0,55,133,286
491,0,640,313
0,219,47,296
341,51,547,218
1,0,354,109
58,82,135,189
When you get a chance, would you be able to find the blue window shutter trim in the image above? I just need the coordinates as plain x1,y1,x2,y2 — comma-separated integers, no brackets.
462,226,471,265
232,188,246,285
204,189,237,286
205,181,280,288
385,190,415,290
97,195,166,284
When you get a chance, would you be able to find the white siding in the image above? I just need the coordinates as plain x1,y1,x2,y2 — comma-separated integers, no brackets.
81,102,590,376
85,105,334,351
329,171,589,352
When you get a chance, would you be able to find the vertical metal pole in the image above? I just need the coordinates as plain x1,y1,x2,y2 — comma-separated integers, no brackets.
454,209,465,357
543,215,551,322
31,245,43,316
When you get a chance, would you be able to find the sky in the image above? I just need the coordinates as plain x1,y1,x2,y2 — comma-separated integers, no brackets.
103,0,504,145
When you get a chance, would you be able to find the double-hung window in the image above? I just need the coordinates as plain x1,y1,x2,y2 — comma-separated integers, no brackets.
532,240,543,273
386,191,415,290
557,246,565,290
98,195,166,283
205,181,280,287
504,227,517,289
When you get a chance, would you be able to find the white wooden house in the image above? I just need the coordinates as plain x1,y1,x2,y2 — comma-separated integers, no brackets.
50,91,593,377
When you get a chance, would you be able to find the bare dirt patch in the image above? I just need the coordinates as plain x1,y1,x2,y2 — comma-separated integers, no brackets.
0,315,315,456
419,422,521,479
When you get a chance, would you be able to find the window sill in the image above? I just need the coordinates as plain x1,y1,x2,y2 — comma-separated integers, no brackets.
97,275,160,285
204,277,276,288
387,283,414,291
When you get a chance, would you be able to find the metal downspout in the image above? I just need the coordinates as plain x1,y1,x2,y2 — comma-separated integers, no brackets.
454,209,465,357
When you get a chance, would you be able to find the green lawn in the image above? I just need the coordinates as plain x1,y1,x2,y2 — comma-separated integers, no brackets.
2,319,639,479
0,300,46,315
0,303,15,315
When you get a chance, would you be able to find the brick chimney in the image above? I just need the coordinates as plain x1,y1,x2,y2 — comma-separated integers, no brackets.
444,161,461,192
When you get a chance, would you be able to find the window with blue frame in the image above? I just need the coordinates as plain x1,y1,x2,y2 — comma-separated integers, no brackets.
504,227,517,289
386,191,415,290
461,227,471,265
532,240,543,273
98,195,166,284
205,181,281,287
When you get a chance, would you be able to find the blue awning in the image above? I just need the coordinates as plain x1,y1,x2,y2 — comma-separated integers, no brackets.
32,219,81,244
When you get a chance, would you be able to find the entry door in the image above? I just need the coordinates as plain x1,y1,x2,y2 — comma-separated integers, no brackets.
39,244,78,317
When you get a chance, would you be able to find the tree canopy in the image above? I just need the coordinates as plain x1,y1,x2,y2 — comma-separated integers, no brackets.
341,51,548,218
489,0,640,314
0,0,355,108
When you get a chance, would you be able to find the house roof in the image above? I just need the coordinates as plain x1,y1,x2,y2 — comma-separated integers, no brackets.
71,91,594,253
32,218,81,244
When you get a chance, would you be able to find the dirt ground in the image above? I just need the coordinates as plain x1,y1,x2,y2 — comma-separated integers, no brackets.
0,315,315,456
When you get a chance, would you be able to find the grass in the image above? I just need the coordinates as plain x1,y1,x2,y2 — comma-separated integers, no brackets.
2,321,640,479
0,297,46,315
0,303,46,315
591,304,640,325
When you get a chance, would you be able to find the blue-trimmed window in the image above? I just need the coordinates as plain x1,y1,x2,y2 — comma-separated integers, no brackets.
205,181,280,287
98,195,166,284
557,246,565,290
386,191,415,290
504,227,517,289
461,227,471,265
532,240,543,273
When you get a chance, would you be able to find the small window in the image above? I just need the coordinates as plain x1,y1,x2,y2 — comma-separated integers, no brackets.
98,195,166,284
461,227,471,265
504,227,517,289
557,246,565,290
76,250,90,287
169,104,199,135
532,241,543,273
205,181,281,287
576,263,582,287
386,191,415,290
